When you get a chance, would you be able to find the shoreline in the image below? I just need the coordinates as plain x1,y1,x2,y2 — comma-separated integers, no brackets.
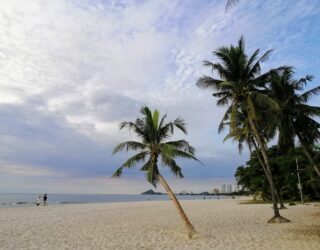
1,198,319,249
0,193,232,208
0,195,236,209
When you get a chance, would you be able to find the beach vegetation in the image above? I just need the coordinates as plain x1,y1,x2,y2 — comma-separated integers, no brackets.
236,146,320,202
197,34,320,221
267,69,320,176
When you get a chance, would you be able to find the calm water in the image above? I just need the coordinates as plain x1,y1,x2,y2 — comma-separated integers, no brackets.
0,193,222,207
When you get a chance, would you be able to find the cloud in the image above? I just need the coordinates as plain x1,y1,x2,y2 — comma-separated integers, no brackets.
0,162,66,177
0,0,319,193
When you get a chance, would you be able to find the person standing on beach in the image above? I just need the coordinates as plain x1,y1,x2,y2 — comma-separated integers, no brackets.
36,195,41,206
43,194,47,206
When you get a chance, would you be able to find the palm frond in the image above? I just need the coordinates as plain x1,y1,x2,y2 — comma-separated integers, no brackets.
299,85,320,102
164,140,195,154
245,49,260,76
173,118,187,134
152,110,160,129
217,95,232,106
253,92,279,111
160,143,174,160
212,91,231,98
196,76,223,90
112,141,146,154
218,106,232,133
111,151,148,178
225,0,240,12
170,149,199,161
161,157,184,178
238,36,245,52
258,49,273,63
140,159,152,171
111,167,123,178
157,122,173,141
295,104,320,116
119,122,144,137
298,75,314,85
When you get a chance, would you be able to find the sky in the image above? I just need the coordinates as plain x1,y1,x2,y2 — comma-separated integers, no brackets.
0,0,319,194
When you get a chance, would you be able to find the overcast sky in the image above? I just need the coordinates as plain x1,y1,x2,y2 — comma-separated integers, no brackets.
0,0,319,194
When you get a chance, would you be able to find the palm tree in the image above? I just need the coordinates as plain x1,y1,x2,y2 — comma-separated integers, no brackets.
197,36,290,223
112,106,199,238
222,109,287,209
268,69,320,176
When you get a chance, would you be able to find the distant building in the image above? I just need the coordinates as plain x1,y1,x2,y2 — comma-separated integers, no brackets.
227,184,232,193
221,184,226,193
212,188,219,195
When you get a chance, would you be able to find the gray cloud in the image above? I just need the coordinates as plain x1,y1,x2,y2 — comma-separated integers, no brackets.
0,103,115,177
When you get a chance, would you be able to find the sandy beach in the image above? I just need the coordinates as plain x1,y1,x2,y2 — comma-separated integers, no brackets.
0,198,319,250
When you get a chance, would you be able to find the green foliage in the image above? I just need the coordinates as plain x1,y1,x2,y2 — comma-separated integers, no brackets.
235,146,320,201
112,106,199,186
196,36,285,147
267,69,320,153
235,164,268,200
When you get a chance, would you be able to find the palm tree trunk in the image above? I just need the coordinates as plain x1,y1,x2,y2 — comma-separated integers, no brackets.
158,174,197,238
275,186,286,209
252,140,286,209
297,135,320,177
249,120,290,223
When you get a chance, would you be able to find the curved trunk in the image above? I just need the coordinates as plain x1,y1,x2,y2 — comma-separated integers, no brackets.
252,140,286,209
249,120,290,223
158,174,197,238
297,134,320,177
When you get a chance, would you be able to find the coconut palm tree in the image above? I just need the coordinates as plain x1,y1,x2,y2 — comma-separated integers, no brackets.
112,106,199,238
222,109,287,209
268,69,320,176
197,36,290,222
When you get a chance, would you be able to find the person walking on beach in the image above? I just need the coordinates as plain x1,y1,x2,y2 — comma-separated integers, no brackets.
43,194,47,206
36,195,41,206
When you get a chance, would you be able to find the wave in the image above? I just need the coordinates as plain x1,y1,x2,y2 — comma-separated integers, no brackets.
1,201,29,206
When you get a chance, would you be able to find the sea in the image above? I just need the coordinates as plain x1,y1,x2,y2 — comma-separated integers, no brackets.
0,193,223,207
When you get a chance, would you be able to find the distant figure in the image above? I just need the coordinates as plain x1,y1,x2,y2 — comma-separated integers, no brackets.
43,194,47,206
203,196,206,200
36,195,41,206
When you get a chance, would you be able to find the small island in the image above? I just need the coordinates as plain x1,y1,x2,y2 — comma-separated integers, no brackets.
141,189,163,195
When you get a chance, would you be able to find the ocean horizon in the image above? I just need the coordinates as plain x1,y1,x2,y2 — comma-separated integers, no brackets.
0,193,223,207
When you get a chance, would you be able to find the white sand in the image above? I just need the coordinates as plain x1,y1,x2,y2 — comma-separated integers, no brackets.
0,198,319,249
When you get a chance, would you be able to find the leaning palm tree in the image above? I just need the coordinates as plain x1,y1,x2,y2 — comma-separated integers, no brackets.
112,106,199,238
268,69,320,176
197,36,290,223
222,109,287,209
